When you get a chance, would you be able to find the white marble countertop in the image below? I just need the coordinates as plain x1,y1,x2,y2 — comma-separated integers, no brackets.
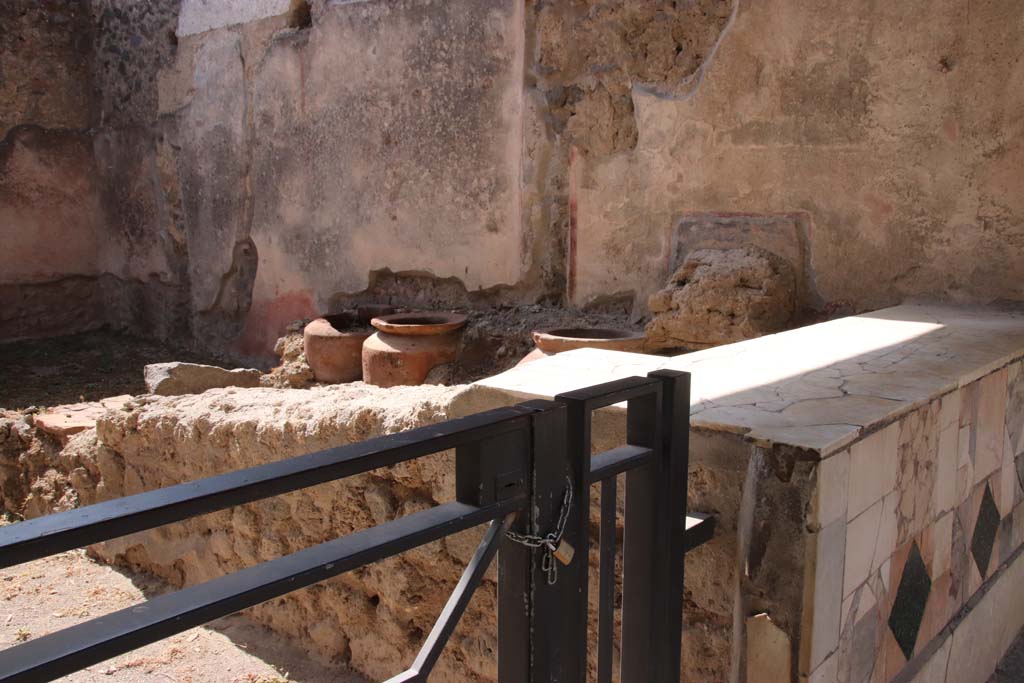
473,304,1024,455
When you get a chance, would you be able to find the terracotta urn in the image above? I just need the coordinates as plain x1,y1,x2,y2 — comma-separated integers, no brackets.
518,327,647,365
362,312,468,387
303,312,375,383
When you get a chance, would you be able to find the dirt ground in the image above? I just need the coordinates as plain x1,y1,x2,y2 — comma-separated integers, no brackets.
0,330,228,410
0,536,367,683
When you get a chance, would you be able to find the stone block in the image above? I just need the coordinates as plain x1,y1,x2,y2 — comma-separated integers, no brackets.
812,449,849,529
746,613,792,683
144,362,262,396
34,395,133,444
847,424,900,520
806,517,846,673
671,213,813,303
645,246,797,349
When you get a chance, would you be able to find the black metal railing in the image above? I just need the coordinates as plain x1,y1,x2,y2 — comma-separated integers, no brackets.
0,370,713,683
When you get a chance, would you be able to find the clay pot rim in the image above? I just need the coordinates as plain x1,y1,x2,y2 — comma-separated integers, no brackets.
306,316,374,338
532,327,645,344
370,312,468,336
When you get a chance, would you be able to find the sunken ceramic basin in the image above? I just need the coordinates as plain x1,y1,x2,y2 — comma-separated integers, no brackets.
519,327,646,365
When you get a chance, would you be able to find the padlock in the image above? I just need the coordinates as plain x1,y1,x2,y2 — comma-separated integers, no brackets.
552,539,575,566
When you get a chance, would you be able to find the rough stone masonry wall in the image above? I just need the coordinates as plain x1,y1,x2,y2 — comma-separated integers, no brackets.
55,384,750,682
33,380,791,683
66,384,498,683
568,0,1024,316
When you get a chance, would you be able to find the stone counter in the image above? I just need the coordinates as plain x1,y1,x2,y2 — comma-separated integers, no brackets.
452,304,1024,683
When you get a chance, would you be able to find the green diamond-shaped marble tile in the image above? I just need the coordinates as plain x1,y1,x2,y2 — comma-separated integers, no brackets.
972,483,1001,577
888,542,931,661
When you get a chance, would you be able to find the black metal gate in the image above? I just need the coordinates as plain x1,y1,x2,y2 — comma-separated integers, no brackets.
0,370,713,683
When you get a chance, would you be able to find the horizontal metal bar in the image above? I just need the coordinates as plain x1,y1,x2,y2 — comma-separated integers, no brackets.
0,498,523,683
0,405,534,569
556,376,660,411
684,513,715,553
588,444,655,482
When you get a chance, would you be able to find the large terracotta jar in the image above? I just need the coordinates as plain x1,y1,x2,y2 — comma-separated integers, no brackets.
518,327,646,365
303,313,373,383
362,312,468,387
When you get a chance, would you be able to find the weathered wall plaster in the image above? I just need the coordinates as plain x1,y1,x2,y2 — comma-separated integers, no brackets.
4,0,1024,359
134,0,528,360
0,2,102,341
176,0,294,36
1,0,533,359
0,0,190,342
569,0,1024,314
236,0,528,357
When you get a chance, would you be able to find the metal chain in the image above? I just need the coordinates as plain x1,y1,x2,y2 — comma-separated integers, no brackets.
505,477,573,585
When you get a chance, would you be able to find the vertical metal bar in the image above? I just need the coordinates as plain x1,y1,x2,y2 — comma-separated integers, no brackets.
550,394,593,682
498,405,549,683
619,389,662,683
499,400,585,683
498,508,531,683
647,370,692,683
597,478,617,683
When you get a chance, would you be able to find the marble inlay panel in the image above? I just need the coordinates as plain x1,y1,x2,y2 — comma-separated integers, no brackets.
882,612,908,682
932,510,954,578
944,548,1024,683
809,518,847,672
809,653,838,683
957,424,973,472
934,393,960,515
845,500,883,598
960,382,979,467
997,513,1015,567
998,433,1020,517
956,460,974,506
958,483,987,596
896,402,940,544
948,509,969,617
1017,454,1024,505
848,424,900,521
1013,502,1024,552
974,369,1008,484
813,448,850,529
1006,360,1024,457
908,635,952,683
917,571,952,651
848,605,880,683
873,494,899,575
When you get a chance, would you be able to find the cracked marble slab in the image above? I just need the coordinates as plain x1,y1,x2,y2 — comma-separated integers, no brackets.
473,304,1024,456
